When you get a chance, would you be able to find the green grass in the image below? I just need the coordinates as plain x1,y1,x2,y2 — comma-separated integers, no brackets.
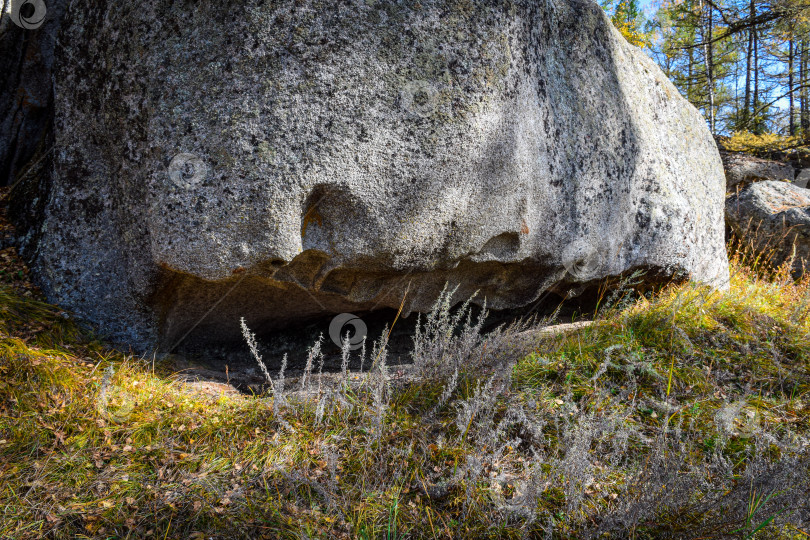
0,251,809,538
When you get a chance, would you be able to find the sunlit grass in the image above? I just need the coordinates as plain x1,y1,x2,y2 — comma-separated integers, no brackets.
0,247,809,538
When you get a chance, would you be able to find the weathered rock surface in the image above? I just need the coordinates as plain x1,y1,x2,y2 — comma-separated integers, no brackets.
794,169,810,189
11,0,729,353
721,152,795,190
0,0,68,187
726,180,810,274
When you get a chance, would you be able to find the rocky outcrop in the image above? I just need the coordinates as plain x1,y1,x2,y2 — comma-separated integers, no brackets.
11,0,729,353
721,152,795,190
726,181,810,275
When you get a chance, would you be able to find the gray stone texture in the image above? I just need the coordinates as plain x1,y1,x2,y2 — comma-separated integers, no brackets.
794,169,810,189
726,180,810,275
721,151,795,190
13,0,728,352
0,0,68,187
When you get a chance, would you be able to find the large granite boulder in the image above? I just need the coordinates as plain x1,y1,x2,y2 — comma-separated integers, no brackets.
726,181,810,275
11,0,728,353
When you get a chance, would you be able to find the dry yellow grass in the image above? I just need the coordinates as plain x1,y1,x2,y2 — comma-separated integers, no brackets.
0,244,809,538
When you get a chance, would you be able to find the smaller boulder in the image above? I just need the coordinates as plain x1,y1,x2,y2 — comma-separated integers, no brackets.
794,169,810,189
726,181,810,275
722,152,795,190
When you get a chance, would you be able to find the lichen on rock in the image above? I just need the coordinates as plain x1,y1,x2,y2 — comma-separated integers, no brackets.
13,0,728,353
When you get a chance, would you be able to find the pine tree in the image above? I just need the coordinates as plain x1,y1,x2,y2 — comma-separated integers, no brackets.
601,0,651,47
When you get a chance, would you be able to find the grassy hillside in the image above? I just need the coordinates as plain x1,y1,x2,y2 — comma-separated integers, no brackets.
1,240,809,538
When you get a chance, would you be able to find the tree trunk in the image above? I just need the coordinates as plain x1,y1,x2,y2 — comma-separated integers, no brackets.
796,40,804,132
687,38,694,101
790,39,796,135
743,15,753,129
753,26,760,133
799,40,810,135
734,51,740,123
702,0,715,133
